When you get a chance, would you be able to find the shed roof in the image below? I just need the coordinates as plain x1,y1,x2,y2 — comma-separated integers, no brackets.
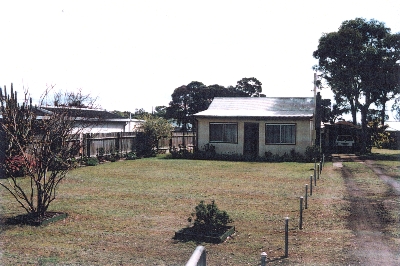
1,106,130,123
386,121,400,132
194,97,314,118
39,106,123,119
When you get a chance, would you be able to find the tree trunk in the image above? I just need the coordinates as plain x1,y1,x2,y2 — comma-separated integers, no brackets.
360,106,369,154
0,123,5,179
350,99,357,125
380,99,387,126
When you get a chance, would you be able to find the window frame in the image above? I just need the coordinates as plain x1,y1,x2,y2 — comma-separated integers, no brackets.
209,122,238,144
265,123,296,145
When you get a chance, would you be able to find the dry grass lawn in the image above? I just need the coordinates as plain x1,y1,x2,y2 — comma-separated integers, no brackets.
1,156,352,265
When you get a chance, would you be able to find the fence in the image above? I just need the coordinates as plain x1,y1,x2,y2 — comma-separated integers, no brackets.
83,132,138,157
159,131,197,152
82,131,197,157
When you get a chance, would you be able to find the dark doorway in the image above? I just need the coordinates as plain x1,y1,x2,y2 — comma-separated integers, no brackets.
244,123,259,157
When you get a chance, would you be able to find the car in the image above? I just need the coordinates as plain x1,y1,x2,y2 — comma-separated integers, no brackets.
336,135,354,146
335,135,355,153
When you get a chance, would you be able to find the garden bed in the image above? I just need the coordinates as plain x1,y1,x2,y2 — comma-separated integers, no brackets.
174,226,235,243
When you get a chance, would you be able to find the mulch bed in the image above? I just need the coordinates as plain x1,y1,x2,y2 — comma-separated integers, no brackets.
174,226,235,243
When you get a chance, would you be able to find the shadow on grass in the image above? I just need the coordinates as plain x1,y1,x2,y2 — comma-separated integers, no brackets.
172,237,204,245
3,212,67,226
267,255,289,263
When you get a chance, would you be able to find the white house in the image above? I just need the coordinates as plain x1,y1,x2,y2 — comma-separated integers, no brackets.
194,97,315,157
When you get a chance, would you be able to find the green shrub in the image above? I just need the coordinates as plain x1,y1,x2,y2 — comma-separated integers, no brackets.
86,157,99,166
97,147,105,157
169,145,191,159
169,146,316,163
188,200,233,232
305,145,321,162
125,152,137,160
106,155,116,162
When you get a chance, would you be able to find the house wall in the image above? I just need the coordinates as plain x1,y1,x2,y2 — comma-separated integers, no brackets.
90,122,126,133
125,120,144,132
73,121,127,134
197,117,313,156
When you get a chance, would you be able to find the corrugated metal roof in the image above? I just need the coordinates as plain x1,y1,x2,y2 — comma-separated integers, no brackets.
386,121,400,131
194,97,314,118
40,106,123,119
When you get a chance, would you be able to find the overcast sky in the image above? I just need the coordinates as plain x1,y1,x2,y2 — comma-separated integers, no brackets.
1,0,400,114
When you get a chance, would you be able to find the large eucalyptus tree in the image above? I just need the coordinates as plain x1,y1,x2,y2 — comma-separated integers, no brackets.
313,18,400,153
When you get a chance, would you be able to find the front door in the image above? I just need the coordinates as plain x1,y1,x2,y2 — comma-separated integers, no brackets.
243,123,259,158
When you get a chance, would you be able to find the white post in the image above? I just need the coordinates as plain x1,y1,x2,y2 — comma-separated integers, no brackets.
186,246,206,266
261,252,267,266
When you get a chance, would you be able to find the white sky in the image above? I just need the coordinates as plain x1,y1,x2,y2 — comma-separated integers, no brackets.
1,0,400,114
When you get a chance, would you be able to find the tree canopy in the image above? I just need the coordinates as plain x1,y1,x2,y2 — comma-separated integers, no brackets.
166,78,263,129
313,18,400,153
135,113,173,157
235,77,262,97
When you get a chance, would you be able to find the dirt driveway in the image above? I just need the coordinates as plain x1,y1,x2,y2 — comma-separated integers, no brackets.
333,154,400,265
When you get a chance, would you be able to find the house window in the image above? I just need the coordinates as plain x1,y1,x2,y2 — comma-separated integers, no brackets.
265,124,296,144
209,123,238,143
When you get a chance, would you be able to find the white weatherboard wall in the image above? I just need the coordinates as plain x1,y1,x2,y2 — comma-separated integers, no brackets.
73,120,127,134
197,117,313,156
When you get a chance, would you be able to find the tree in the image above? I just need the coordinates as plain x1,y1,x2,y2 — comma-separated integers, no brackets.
319,98,333,123
188,81,211,111
313,18,400,153
110,110,132,118
53,88,97,108
166,85,192,130
134,108,149,118
135,113,173,156
0,84,96,221
235,77,262,97
368,119,394,149
153,106,167,118
165,82,210,130
166,79,263,131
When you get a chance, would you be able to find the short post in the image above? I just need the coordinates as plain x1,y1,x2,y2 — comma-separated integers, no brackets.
261,252,267,266
305,184,308,209
285,217,289,258
317,164,320,180
185,246,206,266
309,175,313,196
299,197,303,230
314,170,317,186
322,154,325,167
313,160,317,182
